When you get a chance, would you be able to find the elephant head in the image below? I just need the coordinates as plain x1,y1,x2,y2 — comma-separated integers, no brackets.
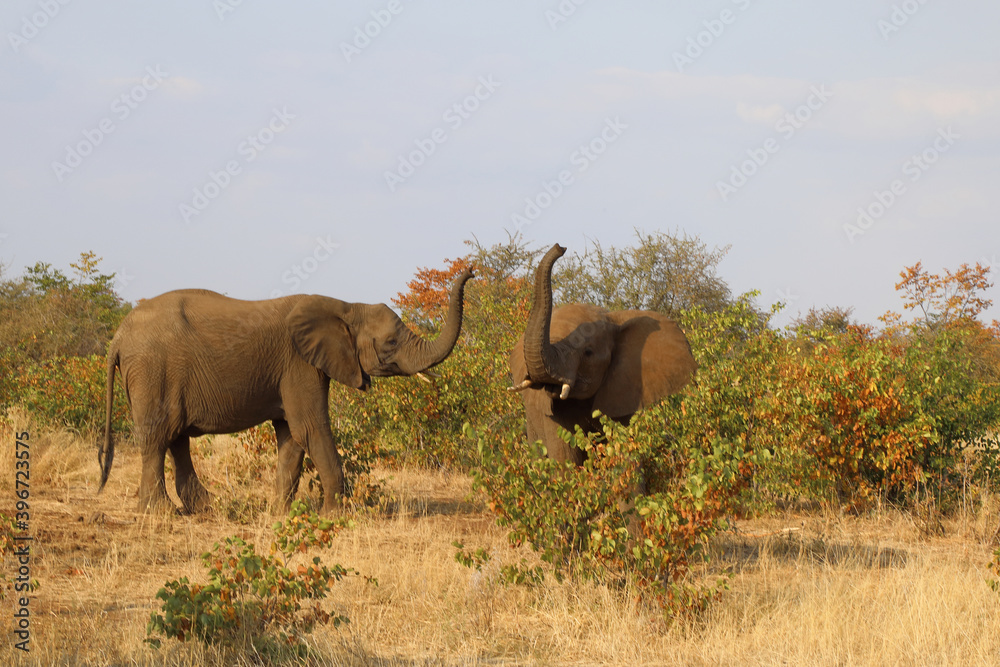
509,244,696,462
288,267,475,390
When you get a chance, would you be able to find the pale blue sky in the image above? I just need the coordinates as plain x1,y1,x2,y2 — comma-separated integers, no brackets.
2,1,998,326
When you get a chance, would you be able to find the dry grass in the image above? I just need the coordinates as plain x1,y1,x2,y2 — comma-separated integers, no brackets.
3,413,1000,665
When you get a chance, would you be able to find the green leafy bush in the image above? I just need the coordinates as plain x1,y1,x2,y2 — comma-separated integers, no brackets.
16,355,130,435
465,295,773,617
146,501,356,655
329,240,534,471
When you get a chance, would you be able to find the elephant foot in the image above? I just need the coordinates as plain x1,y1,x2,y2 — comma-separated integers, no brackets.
137,491,179,515
177,480,214,514
320,494,344,517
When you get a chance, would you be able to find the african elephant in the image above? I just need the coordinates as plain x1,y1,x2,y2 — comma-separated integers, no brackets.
99,268,474,514
508,244,695,464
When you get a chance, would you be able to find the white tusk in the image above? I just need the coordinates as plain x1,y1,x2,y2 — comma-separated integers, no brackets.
416,372,433,384
507,379,534,393
559,383,571,400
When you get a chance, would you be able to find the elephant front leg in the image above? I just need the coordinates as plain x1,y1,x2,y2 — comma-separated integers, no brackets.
138,445,175,513
169,436,213,513
274,419,305,513
297,426,345,514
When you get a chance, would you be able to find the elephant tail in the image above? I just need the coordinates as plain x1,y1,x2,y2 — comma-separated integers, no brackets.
98,341,119,492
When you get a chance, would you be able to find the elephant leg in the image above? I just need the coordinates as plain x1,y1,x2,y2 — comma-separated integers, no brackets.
274,419,305,513
292,422,345,514
524,390,589,466
138,440,174,512
169,435,213,513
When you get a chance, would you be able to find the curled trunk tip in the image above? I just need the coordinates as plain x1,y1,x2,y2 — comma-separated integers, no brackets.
395,265,475,374
523,243,573,388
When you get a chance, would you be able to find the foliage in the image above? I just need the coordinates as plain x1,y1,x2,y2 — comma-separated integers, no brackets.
0,252,130,414
989,548,1000,594
788,306,856,340
464,295,772,618
761,326,936,505
552,228,733,317
331,236,537,470
15,354,130,435
146,500,356,655
0,251,130,367
392,256,475,332
890,261,996,331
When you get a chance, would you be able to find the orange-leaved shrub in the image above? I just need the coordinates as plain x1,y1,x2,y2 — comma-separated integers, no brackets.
462,294,774,617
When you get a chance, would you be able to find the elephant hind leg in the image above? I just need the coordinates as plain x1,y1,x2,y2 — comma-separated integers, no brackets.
138,444,175,513
274,419,305,513
170,435,213,513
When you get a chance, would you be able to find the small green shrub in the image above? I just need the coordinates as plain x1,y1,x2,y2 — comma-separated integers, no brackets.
146,501,356,655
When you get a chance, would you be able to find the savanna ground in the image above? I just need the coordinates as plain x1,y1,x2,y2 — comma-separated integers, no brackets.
3,412,1000,666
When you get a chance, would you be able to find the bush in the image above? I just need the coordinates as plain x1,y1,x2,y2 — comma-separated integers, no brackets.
146,501,356,655
330,238,535,471
760,322,1000,509
464,295,773,618
15,355,130,436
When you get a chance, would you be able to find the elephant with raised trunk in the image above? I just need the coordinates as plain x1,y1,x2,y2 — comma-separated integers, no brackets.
509,244,695,464
99,268,474,514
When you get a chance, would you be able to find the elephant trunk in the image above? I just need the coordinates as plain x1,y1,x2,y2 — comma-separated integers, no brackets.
523,244,574,395
395,266,475,375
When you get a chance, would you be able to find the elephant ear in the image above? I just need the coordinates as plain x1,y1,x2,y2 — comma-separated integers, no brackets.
508,337,529,386
286,296,367,390
591,312,697,419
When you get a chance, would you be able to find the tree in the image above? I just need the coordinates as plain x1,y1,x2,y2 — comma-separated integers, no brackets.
392,257,473,333
788,306,856,346
891,261,995,331
393,234,539,340
0,251,131,362
552,229,732,317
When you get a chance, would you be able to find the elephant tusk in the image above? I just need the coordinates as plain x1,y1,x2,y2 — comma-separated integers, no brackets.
559,383,571,400
416,372,435,384
507,379,534,392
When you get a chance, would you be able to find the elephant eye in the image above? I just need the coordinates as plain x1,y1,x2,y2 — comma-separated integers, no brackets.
584,348,593,357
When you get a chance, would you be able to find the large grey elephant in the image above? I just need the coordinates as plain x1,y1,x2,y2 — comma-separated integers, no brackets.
99,268,474,514
509,244,696,464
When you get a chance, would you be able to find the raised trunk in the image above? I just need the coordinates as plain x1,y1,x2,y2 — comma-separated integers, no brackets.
523,244,574,390
395,266,475,375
